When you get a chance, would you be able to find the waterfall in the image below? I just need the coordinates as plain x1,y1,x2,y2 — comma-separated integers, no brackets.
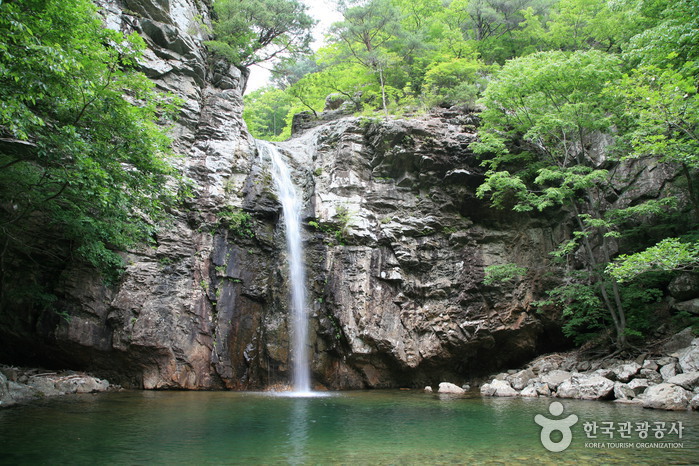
259,140,311,393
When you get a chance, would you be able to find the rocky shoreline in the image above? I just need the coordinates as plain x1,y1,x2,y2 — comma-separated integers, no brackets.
0,365,113,408
475,328,699,411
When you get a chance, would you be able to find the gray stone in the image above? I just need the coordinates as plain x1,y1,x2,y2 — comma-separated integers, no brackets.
27,377,62,397
627,378,649,395
667,371,699,390
643,383,691,411
540,370,572,390
691,394,699,410
673,299,699,316
642,360,659,371
611,362,641,382
677,345,699,373
656,356,677,366
577,361,591,372
509,368,535,390
614,382,637,400
668,274,699,301
556,374,615,400
0,372,8,407
520,385,538,397
480,383,495,396
54,376,110,394
487,379,518,397
424,386,433,393
535,383,551,397
662,327,697,353
660,363,679,381
438,382,465,394
640,369,663,384
531,358,560,375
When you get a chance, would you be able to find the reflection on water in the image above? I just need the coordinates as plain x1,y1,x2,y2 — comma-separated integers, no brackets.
0,390,697,464
287,398,309,465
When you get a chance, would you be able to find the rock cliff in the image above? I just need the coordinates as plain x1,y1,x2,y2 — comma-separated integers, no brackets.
0,0,683,390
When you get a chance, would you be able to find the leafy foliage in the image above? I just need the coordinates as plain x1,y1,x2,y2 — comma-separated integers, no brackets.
206,0,316,67
0,0,181,289
243,86,295,140
218,207,255,239
607,238,699,283
482,263,527,286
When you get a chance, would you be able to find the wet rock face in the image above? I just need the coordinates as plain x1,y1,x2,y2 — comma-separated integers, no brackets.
288,113,570,388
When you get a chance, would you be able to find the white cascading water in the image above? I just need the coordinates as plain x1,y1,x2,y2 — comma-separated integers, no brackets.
259,140,311,394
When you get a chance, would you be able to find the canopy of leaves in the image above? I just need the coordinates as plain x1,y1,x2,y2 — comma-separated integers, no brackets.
0,0,180,289
206,0,316,67
607,238,699,283
473,50,621,211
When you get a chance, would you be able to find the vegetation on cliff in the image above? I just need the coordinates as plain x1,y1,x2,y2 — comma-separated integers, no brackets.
0,0,181,305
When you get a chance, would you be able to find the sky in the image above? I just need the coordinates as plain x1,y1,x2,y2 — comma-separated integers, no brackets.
245,0,343,93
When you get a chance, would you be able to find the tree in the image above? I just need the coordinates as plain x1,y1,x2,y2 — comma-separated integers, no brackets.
622,0,699,80
472,50,635,348
243,86,294,140
0,0,180,302
602,0,699,285
607,238,699,283
330,0,405,116
206,0,316,67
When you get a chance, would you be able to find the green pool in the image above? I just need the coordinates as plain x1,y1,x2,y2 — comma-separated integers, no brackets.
1,390,696,464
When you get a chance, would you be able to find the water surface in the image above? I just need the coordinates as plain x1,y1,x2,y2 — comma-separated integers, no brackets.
1,390,696,464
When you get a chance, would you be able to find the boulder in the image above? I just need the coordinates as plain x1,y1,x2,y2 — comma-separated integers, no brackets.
691,394,699,410
627,378,650,395
530,357,562,374
509,368,535,390
661,327,696,353
438,382,465,394
0,372,8,406
677,344,699,373
667,371,699,390
668,274,699,301
540,370,571,390
520,385,538,397
424,386,433,393
642,360,659,371
535,383,552,397
556,373,614,400
576,361,592,372
614,382,636,400
480,383,494,396
639,369,662,384
480,379,518,397
27,377,63,397
660,363,678,381
656,356,677,366
54,376,110,394
673,299,699,316
642,383,690,411
610,362,640,382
